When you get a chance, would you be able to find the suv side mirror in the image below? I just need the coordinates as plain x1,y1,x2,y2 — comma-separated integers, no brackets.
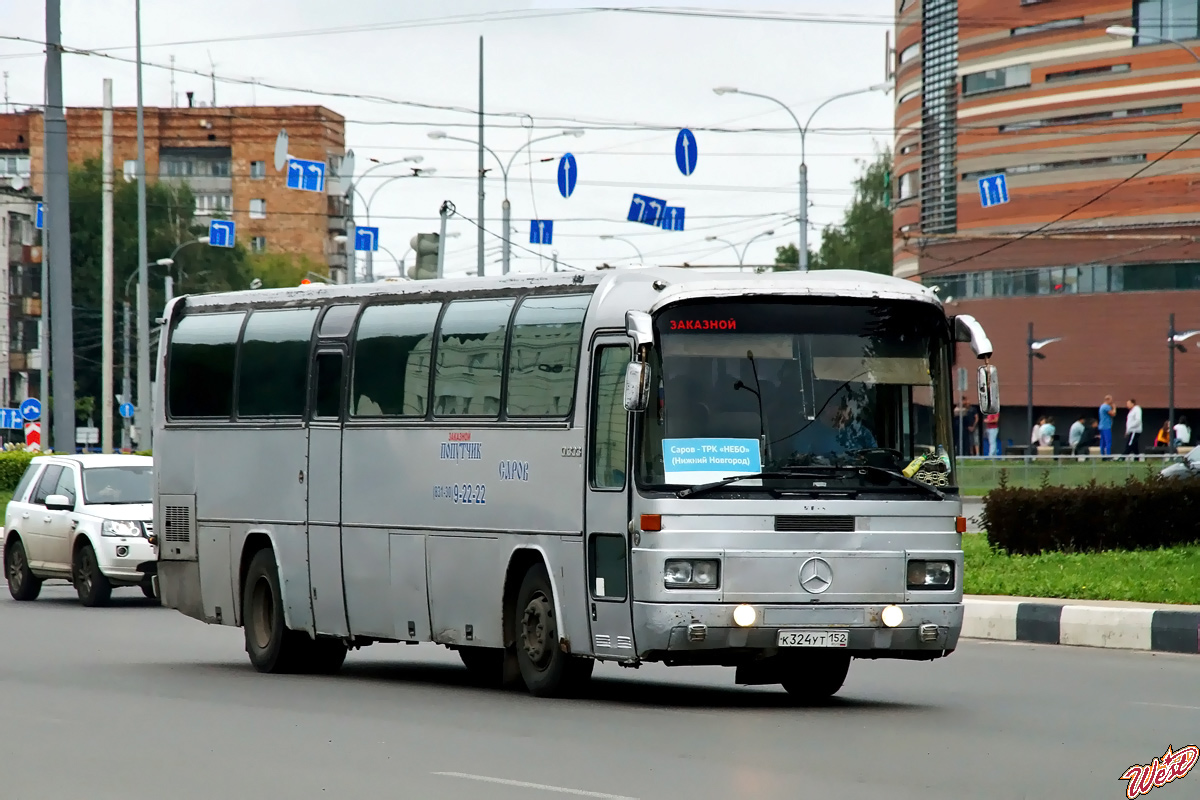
44,494,73,511
623,361,651,412
977,365,999,415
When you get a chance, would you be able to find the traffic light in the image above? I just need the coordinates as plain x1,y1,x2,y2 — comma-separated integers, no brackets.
408,233,441,280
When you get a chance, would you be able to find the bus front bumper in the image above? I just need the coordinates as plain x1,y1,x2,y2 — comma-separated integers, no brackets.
632,601,962,659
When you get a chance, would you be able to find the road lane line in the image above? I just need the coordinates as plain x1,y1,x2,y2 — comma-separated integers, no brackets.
1132,702,1200,712
432,772,638,799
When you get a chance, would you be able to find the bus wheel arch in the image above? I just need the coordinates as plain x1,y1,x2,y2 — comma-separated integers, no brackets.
502,548,549,650
238,532,275,628
507,554,594,697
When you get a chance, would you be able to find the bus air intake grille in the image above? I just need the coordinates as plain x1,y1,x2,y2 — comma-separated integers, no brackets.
164,506,192,543
774,515,855,532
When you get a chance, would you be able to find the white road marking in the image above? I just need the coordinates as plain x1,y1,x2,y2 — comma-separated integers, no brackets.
432,772,637,799
1132,702,1200,712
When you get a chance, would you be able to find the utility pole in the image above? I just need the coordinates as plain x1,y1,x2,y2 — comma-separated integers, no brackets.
46,0,75,454
477,36,485,278
1169,313,1177,442
101,78,114,454
436,202,450,279
135,0,152,450
122,301,131,452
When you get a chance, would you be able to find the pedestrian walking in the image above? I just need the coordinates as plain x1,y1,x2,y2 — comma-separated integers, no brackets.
1098,395,1116,456
1124,398,1143,457
984,410,1000,456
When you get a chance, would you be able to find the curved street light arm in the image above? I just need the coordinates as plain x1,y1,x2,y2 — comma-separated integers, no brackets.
366,172,433,215
706,236,740,263
740,231,775,265
601,235,644,262
432,132,505,179
1172,330,1200,343
1106,26,1200,64
728,89,806,158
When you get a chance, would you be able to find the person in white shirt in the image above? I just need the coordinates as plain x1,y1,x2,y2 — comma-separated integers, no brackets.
1174,415,1191,448
1124,398,1143,456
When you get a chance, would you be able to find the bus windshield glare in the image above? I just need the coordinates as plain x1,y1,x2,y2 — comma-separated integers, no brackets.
637,299,956,490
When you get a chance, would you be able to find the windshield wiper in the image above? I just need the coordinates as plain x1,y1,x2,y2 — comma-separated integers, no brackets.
677,471,811,498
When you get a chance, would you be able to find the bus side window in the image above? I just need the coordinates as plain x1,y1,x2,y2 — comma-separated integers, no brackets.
506,294,590,418
434,298,515,418
313,352,344,420
590,346,631,490
351,303,440,418
168,312,246,419
237,308,319,418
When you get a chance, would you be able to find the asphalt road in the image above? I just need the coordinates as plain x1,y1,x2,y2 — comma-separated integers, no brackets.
1,583,1195,800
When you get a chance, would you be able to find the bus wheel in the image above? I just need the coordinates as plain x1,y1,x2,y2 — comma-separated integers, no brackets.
514,564,588,697
780,653,851,704
306,639,347,675
242,549,309,674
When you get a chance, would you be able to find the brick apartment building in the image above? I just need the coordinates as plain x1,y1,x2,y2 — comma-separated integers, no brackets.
894,0,1200,448
1,103,349,278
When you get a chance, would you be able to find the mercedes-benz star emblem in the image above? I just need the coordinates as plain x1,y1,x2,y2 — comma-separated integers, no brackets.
799,557,834,594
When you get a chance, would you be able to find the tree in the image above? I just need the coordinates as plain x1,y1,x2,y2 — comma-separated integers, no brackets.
67,158,252,436
248,252,327,288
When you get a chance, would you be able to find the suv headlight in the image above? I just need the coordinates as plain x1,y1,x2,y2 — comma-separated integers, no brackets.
102,520,144,538
907,560,954,590
664,559,720,589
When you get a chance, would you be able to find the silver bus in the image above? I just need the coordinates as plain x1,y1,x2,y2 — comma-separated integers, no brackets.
155,267,997,701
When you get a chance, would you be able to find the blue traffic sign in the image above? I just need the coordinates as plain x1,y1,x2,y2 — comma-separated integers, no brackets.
19,398,41,421
627,193,668,227
208,219,236,248
35,202,44,230
978,174,1009,208
286,158,326,193
119,402,135,419
530,220,554,245
659,206,686,231
354,226,379,252
0,409,23,430
557,153,578,199
675,129,698,177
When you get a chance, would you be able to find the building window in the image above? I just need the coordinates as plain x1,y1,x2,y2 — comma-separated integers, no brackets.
1011,17,1084,36
251,236,266,253
0,156,31,177
898,42,921,66
1045,63,1131,82
962,153,1146,181
250,199,266,219
998,104,1180,132
123,160,138,182
194,194,232,216
250,161,265,180
924,263,1200,297
962,64,1032,95
898,170,919,200
1135,0,1200,44
920,0,958,235
898,87,921,104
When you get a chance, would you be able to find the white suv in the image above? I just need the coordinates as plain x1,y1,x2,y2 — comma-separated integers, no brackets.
4,454,156,606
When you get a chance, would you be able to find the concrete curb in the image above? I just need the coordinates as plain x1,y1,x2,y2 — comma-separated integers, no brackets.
963,597,1200,654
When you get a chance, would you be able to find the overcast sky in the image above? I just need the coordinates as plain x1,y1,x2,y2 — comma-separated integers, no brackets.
2,1,894,278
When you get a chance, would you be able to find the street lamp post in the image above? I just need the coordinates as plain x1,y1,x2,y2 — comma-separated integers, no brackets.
355,167,436,282
713,83,890,272
428,129,584,276
1027,322,1063,455
706,229,775,267
1106,25,1200,63
598,234,643,265
342,155,424,284
1168,313,1200,444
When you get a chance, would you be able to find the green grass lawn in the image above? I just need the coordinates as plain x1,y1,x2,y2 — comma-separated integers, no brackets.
963,533,1200,605
0,489,12,509
957,458,1176,496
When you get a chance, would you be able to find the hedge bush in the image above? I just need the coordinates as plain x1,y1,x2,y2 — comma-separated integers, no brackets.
0,451,36,492
981,472,1200,555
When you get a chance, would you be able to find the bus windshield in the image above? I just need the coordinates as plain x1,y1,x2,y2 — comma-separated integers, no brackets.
636,299,956,491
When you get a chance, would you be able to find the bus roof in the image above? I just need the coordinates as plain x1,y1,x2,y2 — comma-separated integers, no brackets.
175,268,943,329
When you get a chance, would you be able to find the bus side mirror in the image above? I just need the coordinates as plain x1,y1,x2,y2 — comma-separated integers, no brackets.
953,314,993,359
623,362,651,412
626,310,653,349
977,365,999,415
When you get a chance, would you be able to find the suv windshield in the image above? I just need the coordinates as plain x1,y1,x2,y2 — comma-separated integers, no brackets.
82,466,153,505
636,299,956,493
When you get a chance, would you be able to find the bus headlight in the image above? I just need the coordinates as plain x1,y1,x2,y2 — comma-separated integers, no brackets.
881,605,904,628
733,604,756,627
664,559,720,589
907,560,954,590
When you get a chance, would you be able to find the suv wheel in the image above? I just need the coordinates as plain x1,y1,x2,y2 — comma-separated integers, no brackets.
5,537,42,601
74,542,113,607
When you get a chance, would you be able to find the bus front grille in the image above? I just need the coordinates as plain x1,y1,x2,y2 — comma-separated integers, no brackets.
774,515,855,533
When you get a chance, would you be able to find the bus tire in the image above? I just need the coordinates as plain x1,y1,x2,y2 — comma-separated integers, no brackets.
306,639,347,675
513,563,587,698
5,536,42,601
780,652,851,704
242,549,309,674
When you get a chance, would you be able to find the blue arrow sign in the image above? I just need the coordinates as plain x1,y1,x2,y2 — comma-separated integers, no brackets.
659,206,686,232
119,402,135,419
675,129,698,177
208,219,236,248
0,409,22,430
978,174,1009,209
557,153,578,199
530,220,554,245
286,158,326,192
627,193,668,227
35,202,44,230
19,398,41,421
354,226,379,252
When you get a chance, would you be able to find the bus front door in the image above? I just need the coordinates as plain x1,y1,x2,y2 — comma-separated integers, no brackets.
307,348,350,638
584,340,637,659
